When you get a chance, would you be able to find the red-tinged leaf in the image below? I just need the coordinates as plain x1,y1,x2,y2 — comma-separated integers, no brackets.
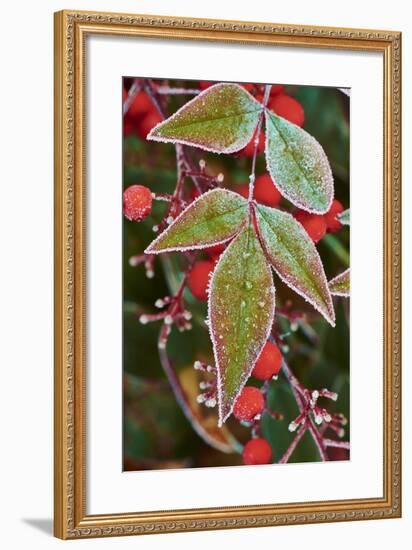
329,268,350,297
264,109,334,214
256,204,335,326
209,221,276,425
145,189,248,254
148,83,262,154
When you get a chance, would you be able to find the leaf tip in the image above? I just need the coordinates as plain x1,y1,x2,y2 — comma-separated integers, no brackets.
146,119,164,141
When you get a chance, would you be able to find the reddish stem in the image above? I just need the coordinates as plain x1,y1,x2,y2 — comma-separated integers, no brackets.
279,422,307,464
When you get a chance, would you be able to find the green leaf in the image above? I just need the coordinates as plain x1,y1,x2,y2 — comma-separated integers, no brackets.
337,208,350,225
256,204,335,326
329,268,350,297
145,189,248,254
264,109,334,213
209,220,275,425
148,83,262,153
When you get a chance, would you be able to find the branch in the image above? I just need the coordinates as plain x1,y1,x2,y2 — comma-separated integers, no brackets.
281,360,328,461
248,84,271,201
279,422,307,464
323,439,350,450
123,78,141,115
156,86,200,96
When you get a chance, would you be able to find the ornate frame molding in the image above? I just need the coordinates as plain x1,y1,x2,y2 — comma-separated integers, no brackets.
54,10,401,539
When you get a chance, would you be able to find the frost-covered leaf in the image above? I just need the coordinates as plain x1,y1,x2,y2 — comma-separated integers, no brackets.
209,221,275,425
264,109,334,214
256,204,335,326
337,208,350,225
148,83,262,154
145,189,248,254
329,268,350,297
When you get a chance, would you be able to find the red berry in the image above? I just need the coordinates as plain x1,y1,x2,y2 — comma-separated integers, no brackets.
128,90,153,119
241,83,255,92
188,260,214,301
239,129,265,157
123,185,152,221
137,109,162,140
294,210,327,243
198,81,212,90
327,446,349,461
270,84,285,96
190,187,201,202
254,174,282,207
252,341,283,381
235,183,249,200
269,94,305,127
205,242,226,257
243,437,272,465
123,116,134,137
233,386,265,422
324,199,344,233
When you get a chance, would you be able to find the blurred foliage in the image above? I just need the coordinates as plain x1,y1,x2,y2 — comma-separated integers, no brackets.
123,78,350,470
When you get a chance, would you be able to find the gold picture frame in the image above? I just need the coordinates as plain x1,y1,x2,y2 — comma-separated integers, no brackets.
54,9,402,539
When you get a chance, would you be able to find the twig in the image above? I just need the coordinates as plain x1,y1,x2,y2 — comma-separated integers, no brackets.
157,314,238,454
281,359,328,461
248,84,271,201
279,422,307,464
307,418,328,461
156,86,200,95
123,78,141,115
323,439,350,450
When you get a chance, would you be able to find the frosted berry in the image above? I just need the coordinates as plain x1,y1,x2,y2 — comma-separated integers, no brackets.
254,174,282,207
123,185,152,221
239,129,265,157
137,109,162,140
324,199,344,233
295,210,327,243
188,260,214,301
252,341,283,381
233,386,265,422
243,437,272,465
269,94,305,127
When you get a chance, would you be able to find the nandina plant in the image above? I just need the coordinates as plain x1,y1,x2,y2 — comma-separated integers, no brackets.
123,78,350,468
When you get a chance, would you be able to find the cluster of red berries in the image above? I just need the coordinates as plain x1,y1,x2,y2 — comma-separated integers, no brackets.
234,388,273,465
123,87,162,140
294,199,345,243
123,184,153,221
231,341,283,465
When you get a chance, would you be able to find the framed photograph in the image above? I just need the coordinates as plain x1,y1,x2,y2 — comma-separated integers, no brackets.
54,10,401,539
